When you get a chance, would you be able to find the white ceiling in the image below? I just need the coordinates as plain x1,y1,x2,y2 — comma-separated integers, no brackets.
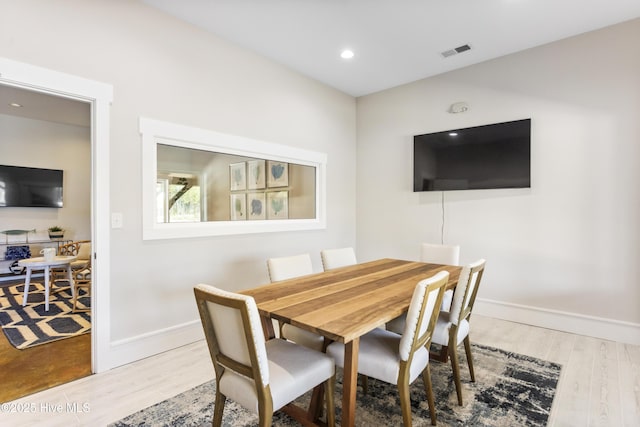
0,84,90,127
143,0,640,97
2,1,639,126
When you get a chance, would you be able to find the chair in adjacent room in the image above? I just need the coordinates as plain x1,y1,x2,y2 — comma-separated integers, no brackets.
326,271,448,426
320,247,357,271
51,240,92,310
194,284,336,427
266,253,324,351
71,259,91,313
52,240,91,278
430,259,486,406
386,242,460,334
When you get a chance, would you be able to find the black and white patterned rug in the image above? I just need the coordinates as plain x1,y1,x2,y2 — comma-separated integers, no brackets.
111,343,561,427
0,282,90,349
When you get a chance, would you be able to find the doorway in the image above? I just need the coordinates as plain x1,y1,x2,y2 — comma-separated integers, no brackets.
0,85,91,401
0,57,113,398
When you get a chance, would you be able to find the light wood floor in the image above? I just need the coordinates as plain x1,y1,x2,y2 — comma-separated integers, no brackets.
2,315,639,426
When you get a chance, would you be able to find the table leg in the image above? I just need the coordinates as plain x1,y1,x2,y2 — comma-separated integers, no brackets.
22,267,32,306
342,338,359,427
44,266,50,311
260,315,275,340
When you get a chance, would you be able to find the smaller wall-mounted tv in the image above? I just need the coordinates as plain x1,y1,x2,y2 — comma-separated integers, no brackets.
0,165,64,208
413,118,531,192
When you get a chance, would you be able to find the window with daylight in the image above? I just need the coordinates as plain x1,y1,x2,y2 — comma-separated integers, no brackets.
156,173,202,223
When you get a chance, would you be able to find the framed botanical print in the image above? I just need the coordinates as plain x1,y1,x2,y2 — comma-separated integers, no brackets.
247,159,266,190
230,193,246,220
229,162,246,191
267,160,288,188
247,192,266,220
267,191,288,219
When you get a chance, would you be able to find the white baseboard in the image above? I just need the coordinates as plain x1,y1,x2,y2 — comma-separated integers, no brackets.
103,299,640,371
107,320,204,370
475,298,640,346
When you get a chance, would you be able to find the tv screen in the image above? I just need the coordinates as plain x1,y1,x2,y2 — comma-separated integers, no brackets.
413,118,531,192
0,165,64,208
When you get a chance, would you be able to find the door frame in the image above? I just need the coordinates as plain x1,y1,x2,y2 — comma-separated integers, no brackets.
0,57,113,372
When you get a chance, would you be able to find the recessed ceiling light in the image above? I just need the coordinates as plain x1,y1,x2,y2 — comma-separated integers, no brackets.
9,102,23,108
340,49,354,59
449,132,458,137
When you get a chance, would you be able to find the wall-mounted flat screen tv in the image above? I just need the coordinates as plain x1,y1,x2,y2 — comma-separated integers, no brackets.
0,165,64,208
413,118,531,192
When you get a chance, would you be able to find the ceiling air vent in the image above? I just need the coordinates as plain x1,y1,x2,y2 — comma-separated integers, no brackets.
441,44,472,58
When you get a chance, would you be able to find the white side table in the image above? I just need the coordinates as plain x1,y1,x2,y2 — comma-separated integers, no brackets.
18,255,77,311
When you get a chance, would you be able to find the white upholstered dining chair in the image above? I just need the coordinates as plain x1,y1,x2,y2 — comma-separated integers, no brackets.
420,243,460,266
326,271,449,427
421,243,460,312
194,284,336,427
266,253,325,351
320,247,357,271
431,259,486,406
386,243,460,334
267,253,313,282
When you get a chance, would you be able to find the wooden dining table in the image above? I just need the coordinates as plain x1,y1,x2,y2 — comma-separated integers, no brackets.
241,258,462,427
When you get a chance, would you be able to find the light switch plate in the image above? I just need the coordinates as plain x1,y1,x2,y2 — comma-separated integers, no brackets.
111,212,123,229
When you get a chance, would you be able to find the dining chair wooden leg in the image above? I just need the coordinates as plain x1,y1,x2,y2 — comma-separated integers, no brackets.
71,284,91,313
325,374,336,427
258,406,273,427
430,344,449,363
309,384,325,421
422,365,437,426
213,390,226,427
463,335,475,382
398,377,413,427
449,342,463,406
360,375,369,394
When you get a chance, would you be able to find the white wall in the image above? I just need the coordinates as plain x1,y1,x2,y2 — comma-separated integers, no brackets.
0,0,356,366
356,19,640,343
0,114,91,243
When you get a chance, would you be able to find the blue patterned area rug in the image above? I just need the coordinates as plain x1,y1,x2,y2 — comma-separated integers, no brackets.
111,343,561,427
0,282,90,349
